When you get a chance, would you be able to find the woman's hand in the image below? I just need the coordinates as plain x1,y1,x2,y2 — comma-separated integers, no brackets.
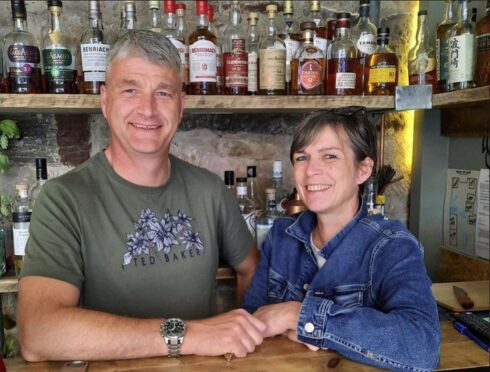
253,301,301,338
284,330,320,351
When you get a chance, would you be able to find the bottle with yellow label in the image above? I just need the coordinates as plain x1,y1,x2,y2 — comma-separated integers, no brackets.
366,28,398,95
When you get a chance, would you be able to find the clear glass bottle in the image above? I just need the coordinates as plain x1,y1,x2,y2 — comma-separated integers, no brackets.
366,28,398,95
475,0,490,86
31,158,48,203
42,0,78,94
247,165,263,212
375,194,385,217
447,0,476,91
272,160,289,215
364,176,377,214
259,4,287,95
80,0,110,95
208,4,223,94
12,184,32,276
256,188,281,250
3,0,43,93
188,0,218,95
291,21,325,95
123,1,137,32
306,0,328,56
326,12,359,95
119,5,126,35
222,0,248,95
408,10,438,92
148,0,163,32
279,0,301,95
236,177,256,241
351,0,377,95
437,0,457,92
246,12,260,95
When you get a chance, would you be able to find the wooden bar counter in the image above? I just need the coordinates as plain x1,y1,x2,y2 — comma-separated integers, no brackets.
5,322,489,371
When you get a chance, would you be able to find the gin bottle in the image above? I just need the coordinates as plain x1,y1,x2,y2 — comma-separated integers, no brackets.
272,160,289,215
3,0,42,93
12,184,32,276
80,0,110,94
256,188,281,250
31,158,48,203
236,177,256,240
148,0,163,32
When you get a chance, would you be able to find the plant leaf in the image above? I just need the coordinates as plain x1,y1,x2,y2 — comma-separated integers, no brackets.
0,119,20,139
0,153,9,173
0,134,7,150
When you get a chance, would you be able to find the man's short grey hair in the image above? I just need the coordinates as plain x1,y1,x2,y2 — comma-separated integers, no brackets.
106,30,181,81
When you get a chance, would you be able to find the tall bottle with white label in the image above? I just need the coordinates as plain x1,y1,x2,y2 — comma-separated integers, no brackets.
272,160,289,215
279,0,301,95
188,0,218,95
436,0,457,92
236,177,256,242
246,12,260,95
80,0,110,94
12,184,32,276
447,0,476,91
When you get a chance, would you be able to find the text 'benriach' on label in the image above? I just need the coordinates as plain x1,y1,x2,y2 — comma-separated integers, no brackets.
81,43,110,77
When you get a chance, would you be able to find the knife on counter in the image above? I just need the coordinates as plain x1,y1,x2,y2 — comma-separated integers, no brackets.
453,285,475,310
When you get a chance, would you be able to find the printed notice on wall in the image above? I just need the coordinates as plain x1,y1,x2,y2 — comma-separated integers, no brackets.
443,169,480,255
475,169,489,260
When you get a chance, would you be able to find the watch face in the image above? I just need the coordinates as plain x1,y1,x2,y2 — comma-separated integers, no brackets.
163,318,186,337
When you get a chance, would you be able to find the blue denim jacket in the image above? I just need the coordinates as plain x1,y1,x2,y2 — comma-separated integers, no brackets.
243,205,441,371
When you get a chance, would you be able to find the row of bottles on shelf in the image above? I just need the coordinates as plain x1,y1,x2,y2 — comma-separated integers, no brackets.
1,0,488,96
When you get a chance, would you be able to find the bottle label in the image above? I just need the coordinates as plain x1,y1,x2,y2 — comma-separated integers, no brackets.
285,38,301,82
408,55,436,86
248,51,258,92
13,226,29,256
170,39,189,85
216,45,223,88
368,65,397,84
7,44,41,67
242,210,256,237
357,33,377,55
313,35,328,54
189,39,217,83
448,34,475,84
437,38,451,82
477,33,490,52
300,60,322,90
259,48,286,90
81,43,110,79
224,38,248,88
12,211,31,223
335,72,356,89
276,197,288,214
43,48,76,78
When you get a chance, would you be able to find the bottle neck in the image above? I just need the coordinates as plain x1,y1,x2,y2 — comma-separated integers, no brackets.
230,3,241,26
197,13,209,29
163,12,176,30
88,11,103,30
126,12,137,30
416,15,428,45
49,8,63,33
302,30,314,44
335,26,350,39
18,190,29,199
267,15,277,37
176,14,186,35
458,1,469,22
378,36,389,48
273,177,282,188
13,17,27,31
359,5,370,19
150,8,161,30
445,0,455,21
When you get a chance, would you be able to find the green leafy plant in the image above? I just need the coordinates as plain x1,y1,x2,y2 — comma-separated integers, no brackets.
0,119,20,174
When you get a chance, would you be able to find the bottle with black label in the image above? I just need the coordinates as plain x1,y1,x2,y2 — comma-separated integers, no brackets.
12,184,32,276
31,158,48,203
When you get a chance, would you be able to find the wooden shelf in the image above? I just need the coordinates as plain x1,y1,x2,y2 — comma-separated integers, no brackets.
432,85,490,108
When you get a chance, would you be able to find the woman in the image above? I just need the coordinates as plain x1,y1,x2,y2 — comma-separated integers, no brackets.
243,110,440,371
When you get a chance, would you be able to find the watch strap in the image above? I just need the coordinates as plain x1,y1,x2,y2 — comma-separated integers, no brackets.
166,338,183,358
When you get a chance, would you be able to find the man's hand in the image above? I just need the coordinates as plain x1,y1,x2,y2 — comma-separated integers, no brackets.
184,309,266,358
253,301,301,338
284,330,320,351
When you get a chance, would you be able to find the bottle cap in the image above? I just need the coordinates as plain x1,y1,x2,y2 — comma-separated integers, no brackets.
124,1,136,13
283,0,294,14
247,12,258,25
164,0,176,14
300,21,316,31
148,0,160,10
247,166,257,178
47,0,63,8
375,195,385,204
266,3,277,15
10,0,27,19
360,0,370,5
335,12,350,28
418,10,427,16
224,170,235,186
35,158,48,180
15,184,28,191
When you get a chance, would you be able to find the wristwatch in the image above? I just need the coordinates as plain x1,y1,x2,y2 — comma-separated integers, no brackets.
160,318,186,358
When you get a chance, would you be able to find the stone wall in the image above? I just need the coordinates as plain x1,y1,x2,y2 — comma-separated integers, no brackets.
0,0,418,223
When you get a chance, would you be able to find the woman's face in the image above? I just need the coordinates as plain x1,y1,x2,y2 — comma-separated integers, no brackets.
292,125,373,220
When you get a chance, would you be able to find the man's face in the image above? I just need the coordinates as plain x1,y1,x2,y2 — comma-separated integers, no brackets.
100,57,184,159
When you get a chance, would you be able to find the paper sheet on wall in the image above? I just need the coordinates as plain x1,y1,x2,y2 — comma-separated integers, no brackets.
475,169,489,260
443,169,480,255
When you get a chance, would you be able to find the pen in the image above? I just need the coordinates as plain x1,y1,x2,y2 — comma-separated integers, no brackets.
453,321,490,352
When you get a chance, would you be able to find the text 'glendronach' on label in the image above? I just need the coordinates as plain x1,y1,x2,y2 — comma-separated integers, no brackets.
368,66,396,84
300,61,322,90
224,38,248,88
189,39,217,83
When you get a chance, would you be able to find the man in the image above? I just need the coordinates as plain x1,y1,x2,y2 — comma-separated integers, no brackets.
18,30,264,362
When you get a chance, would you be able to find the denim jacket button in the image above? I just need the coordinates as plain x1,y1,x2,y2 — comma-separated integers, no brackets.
303,283,309,290
304,322,315,333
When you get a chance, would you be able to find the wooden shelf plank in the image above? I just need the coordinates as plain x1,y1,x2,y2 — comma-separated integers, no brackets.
432,85,490,108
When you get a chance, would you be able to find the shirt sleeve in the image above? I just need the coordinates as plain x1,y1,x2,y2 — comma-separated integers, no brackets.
21,180,84,290
296,235,441,371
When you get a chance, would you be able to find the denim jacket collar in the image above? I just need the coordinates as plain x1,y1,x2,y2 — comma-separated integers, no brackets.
285,199,368,260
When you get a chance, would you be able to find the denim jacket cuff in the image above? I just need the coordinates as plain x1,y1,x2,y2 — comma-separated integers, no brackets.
296,296,333,348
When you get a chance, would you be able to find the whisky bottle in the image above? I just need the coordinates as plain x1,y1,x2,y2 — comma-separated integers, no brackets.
366,28,398,95
447,0,476,91
121,1,137,34
12,184,32,276
326,12,359,95
223,0,248,95
246,12,260,95
80,0,110,95
163,1,188,91
291,21,325,95
148,0,163,33
31,158,48,203
236,177,257,240
408,10,438,92
259,4,286,95
351,0,377,95
188,0,218,95
475,0,490,86
272,160,289,215
208,4,223,94
256,188,280,250
306,0,328,56
437,0,457,92
279,0,301,95
42,0,78,94
3,0,42,93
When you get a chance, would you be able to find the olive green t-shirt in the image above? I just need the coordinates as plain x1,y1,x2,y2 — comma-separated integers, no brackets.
22,152,252,319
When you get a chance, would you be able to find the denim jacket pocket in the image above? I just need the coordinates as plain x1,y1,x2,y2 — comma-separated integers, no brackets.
327,283,367,308
268,268,304,303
